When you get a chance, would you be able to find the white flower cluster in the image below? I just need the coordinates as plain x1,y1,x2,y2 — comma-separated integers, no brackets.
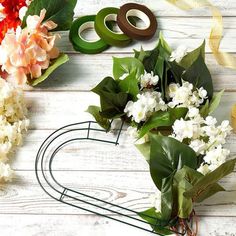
0,79,29,183
167,82,207,109
171,108,232,175
140,71,159,89
169,45,188,63
124,91,167,123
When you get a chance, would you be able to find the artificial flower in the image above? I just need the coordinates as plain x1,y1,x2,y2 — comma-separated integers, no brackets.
0,9,60,85
0,162,14,182
169,45,188,63
0,78,29,170
0,0,28,42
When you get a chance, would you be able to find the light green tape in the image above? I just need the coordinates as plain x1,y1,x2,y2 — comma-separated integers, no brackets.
95,7,132,47
69,15,109,54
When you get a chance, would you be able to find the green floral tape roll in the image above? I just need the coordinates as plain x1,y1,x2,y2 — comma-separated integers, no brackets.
69,15,110,54
95,7,132,47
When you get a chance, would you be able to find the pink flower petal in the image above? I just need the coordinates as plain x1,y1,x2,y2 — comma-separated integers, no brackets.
31,64,42,78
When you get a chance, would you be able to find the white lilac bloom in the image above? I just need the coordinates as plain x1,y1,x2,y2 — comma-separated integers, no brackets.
167,81,207,109
150,191,162,213
0,162,14,182
204,146,230,171
197,163,210,175
169,45,188,63
140,71,159,89
124,91,167,123
0,78,29,163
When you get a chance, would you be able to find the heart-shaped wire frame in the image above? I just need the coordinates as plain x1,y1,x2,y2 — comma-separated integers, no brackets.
35,121,185,235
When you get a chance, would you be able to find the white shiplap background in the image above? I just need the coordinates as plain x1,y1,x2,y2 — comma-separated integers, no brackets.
1,0,236,235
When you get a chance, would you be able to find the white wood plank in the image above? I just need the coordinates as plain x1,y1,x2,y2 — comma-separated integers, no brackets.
36,53,236,92
24,91,236,130
0,170,236,216
10,129,236,171
0,214,235,236
75,0,236,17
56,17,236,53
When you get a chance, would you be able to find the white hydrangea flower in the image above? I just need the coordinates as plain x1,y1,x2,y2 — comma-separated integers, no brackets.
150,191,162,213
189,139,206,155
169,45,188,63
140,71,159,89
197,163,210,175
187,107,199,118
0,78,29,174
167,81,207,109
0,162,14,182
124,91,167,123
127,126,139,139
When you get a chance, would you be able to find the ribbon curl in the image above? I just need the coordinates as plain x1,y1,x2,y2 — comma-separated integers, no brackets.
166,0,236,69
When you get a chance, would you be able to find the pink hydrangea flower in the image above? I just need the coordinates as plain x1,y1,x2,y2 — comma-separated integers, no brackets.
0,9,60,85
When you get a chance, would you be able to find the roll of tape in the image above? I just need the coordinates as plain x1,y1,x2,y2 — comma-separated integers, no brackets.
69,15,109,54
117,3,157,40
95,7,132,47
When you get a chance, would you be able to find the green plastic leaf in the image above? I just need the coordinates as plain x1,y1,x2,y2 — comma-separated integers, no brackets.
135,142,151,162
199,90,224,117
22,0,77,31
86,106,110,130
167,60,185,84
113,57,144,81
139,107,188,138
208,90,224,114
138,208,173,235
161,174,174,220
30,53,69,86
134,47,150,62
199,100,210,118
92,77,129,119
118,70,139,100
158,32,172,57
149,135,198,190
182,54,213,100
184,158,236,202
179,40,205,69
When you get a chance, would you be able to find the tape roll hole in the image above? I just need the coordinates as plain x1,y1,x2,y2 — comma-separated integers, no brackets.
126,9,151,30
104,14,123,35
78,21,100,43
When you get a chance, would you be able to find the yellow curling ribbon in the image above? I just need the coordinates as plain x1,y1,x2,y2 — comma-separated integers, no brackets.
166,0,236,69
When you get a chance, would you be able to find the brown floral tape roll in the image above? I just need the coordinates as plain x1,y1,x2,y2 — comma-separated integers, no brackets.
231,104,236,133
117,3,157,40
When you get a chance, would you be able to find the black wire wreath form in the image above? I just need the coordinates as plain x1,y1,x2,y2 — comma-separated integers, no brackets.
35,120,185,235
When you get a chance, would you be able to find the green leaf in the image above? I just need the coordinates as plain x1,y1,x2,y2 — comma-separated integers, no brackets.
182,54,213,100
30,53,69,86
199,100,210,117
158,32,172,58
139,107,188,138
149,135,198,190
179,40,205,69
113,57,144,81
208,90,224,114
118,70,139,100
92,77,129,119
167,60,185,84
184,158,236,202
138,208,173,235
22,0,77,31
135,142,151,162
139,111,171,138
161,174,174,220
199,90,224,117
134,47,150,62
86,106,110,130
